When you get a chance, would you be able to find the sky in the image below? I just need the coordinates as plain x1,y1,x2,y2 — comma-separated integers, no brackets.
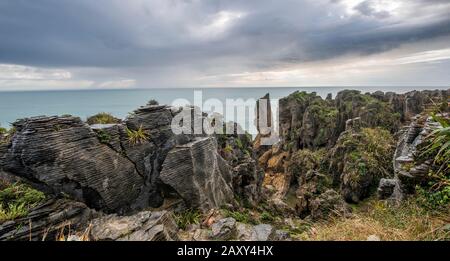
0,0,449,91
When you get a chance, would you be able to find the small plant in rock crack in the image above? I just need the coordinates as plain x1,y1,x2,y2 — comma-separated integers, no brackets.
96,130,111,144
126,124,149,145
174,209,202,230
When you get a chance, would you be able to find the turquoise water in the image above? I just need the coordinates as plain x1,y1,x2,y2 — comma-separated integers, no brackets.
0,86,447,129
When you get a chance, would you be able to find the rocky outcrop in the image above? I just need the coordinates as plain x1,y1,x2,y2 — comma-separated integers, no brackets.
93,105,191,209
216,123,264,206
278,89,449,152
160,137,235,211
181,217,291,241
0,199,94,241
0,116,143,212
89,210,179,241
377,113,447,201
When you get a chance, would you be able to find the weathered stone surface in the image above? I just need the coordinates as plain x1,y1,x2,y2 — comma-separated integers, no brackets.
160,137,235,211
90,211,179,241
210,217,236,240
0,199,94,241
252,224,276,241
0,116,143,212
377,178,398,200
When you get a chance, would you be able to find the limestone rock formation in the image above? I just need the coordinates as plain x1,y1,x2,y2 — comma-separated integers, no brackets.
160,137,235,211
89,210,179,241
0,199,94,241
0,116,143,212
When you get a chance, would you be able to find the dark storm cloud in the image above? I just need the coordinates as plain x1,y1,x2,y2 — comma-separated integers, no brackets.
0,0,449,70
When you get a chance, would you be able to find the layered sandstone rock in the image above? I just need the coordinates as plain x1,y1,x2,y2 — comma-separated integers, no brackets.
0,116,143,212
160,137,235,211
89,210,179,241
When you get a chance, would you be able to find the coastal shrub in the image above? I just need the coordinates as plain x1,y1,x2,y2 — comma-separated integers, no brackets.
415,114,450,209
86,112,120,125
0,182,46,222
96,130,111,144
288,149,325,178
147,99,159,106
328,127,395,202
0,125,6,135
126,125,149,145
0,126,16,144
174,209,202,230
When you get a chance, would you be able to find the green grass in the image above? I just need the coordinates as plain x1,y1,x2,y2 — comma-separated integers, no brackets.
222,209,258,225
126,125,149,145
0,182,46,222
260,211,275,223
86,112,120,125
174,209,202,230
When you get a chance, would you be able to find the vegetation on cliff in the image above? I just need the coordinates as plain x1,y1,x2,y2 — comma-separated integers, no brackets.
416,114,450,209
0,182,46,222
86,112,121,125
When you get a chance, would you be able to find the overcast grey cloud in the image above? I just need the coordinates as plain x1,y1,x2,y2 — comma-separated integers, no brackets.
0,0,449,90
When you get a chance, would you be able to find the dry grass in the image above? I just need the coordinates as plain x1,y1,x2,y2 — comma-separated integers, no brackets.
301,198,450,241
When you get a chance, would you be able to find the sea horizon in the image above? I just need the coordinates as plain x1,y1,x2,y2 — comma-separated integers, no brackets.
1,86,449,128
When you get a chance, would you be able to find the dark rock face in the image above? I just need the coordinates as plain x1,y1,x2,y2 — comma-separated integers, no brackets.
279,91,337,150
89,210,179,241
0,116,143,212
160,137,235,211
377,178,398,200
0,199,94,241
216,128,264,206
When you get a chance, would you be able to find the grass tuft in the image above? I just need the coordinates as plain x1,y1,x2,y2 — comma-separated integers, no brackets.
86,112,120,125
126,125,149,145
0,182,46,222
174,209,202,230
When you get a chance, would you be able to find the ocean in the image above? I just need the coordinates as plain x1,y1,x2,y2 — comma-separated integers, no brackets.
0,86,447,131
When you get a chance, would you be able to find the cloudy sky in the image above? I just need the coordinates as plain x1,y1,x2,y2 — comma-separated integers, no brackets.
0,0,449,91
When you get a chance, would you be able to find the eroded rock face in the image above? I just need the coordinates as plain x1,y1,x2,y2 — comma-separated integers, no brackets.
89,210,179,241
378,113,449,201
93,105,188,209
216,125,264,206
0,116,143,212
160,137,235,211
210,217,237,240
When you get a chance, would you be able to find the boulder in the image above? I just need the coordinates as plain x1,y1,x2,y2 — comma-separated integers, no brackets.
377,178,397,199
160,137,235,211
252,224,276,241
210,217,237,240
0,116,143,212
89,211,179,241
